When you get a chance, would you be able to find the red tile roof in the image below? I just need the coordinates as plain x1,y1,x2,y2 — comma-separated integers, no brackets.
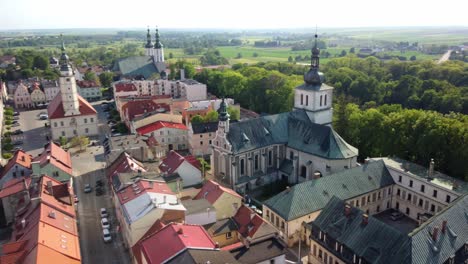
140,223,216,264
106,152,146,181
47,92,97,119
221,242,243,251
122,100,170,121
33,142,73,175
132,220,166,264
1,150,32,178
194,180,242,204
0,177,31,198
137,121,187,135
145,135,159,147
76,80,99,88
115,82,137,93
116,179,174,205
37,176,75,218
233,205,265,238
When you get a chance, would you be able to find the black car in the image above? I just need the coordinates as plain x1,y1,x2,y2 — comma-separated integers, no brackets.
12,129,23,135
95,186,104,196
96,180,104,187
13,141,23,146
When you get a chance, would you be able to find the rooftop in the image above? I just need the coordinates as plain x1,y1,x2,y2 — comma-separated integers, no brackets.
47,92,97,119
137,121,187,135
229,237,286,264
182,199,215,215
121,100,170,121
106,152,146,183
194,180,242,204
159,150,200,174
114,82,137,93
1,150,32,179
191,122,218,134
204,218,238,236
33,142,72,176
0,177,31,199
167,248,240,264
233,205,276,240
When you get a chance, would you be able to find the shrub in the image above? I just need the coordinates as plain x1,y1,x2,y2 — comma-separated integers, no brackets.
2,153,13,159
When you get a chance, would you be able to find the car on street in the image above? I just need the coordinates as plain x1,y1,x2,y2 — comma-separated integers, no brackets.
96,179,104,187
100,208,108,218
101,102,109,105
11,123,20,127
13,141,23,146
101,218,110,229
12,129,23,135
13,146,23,151
111,133,122,137
13,116,19,120
13,112,19,116
39,114,48,120
390,211,403,221
84,184,92,193
96,186,104,196
102,228,112,243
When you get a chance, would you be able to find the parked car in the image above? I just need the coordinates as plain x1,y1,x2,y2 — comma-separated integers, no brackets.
12,141,23,146
12,129,23,135
101,218,110,229
96,186,104,196
13,116,19,120
84,184,92,193
12,120,18,124
13,112,19,116
96,180,104,187
102,228,112,243
13,146,23,151
101,102,109,105
111,133,122,137
390,211,403,221
100,208,108,218
38,111,47,116
39,114,48,120
11,123,20,127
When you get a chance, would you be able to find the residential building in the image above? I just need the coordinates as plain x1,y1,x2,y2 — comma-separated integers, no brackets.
29,83,46,107
159,150,202,187
76,80,102,101
42,80,60,102
211,58,358,193
189,121,218,157
112,178,185,252
0,177,31,225
103,134,162,163
14,82,32,108
110,171,182,195
31,142,73,182
193,180,243,220
233,204,277,243
182,199,216,226
0,150,32,187
137,121,189,152
204,218,239,247
112,28,166,80
135,223,218,264
47,37,99,140
0,55,16,68
229,237,287,264
106,152,147,183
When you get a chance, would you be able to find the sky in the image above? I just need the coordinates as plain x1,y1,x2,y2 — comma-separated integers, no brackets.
0,0,467,30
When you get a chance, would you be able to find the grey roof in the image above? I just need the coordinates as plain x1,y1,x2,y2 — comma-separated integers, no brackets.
191,122,218,134
204,218,238,236
373,157,468,194
264,160,394,221
311,196,411,264
181,199,215,215
113,56,165,79
410,194,468,264
279,159,293,175
168,248,240,264
229,237,287,264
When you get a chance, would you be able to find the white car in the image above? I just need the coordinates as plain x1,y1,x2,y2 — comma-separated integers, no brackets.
100,208,108,218
101,218,110,229
102,228,112,243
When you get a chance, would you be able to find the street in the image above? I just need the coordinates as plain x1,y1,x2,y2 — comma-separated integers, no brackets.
13,108,51,157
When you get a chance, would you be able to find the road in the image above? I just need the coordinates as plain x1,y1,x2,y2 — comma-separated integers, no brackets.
73,101,130,264
437,50,452,64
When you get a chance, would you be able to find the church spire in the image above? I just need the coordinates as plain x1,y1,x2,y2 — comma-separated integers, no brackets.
145,26,153,48
154,27,163,49
59,34,72,73
218,98,229,121
304,33,324,85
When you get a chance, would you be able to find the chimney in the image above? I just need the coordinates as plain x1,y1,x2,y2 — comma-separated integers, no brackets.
364,157,370,164
177,227,183,235
362,214,369,226
149,181,154,188
432,227,439,241
344,204,351,217
180,69,185,81
46,181,53,195
441,220,447,234
429,159,435,178
215,242,219,249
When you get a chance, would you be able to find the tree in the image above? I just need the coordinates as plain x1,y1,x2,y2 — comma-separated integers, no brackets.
59,136,67,147
197,158,211,179
340,50,347,57
252,52,259,57
236,53,242,59
33,55,49,70
191,115,204,124
70,136,89,151
169,52,174,59
410,55,417,61
84,71,98,82
227,106,240,120
349,47,355,54
203,110,219,122
288,56,293,62
99,72,114,87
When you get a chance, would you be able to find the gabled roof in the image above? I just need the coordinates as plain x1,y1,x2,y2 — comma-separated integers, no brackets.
116,179,174,205
167,248,240,264
264,160,394,221
311,196,411,264
410,194,468,264
194,180,242,204
229,237,287,264
113,56,165,79
76,80,99,88
122,100,170,121
132,219,166,264
233,205,276,240
140,223,217,264
47,92,97,119
114,82,137,93
159,150,200,174
191,122,218,134
1,150,32,178
37,175,75,217
0,177,31,198
204,218,238,236
182,199,215,215
106,152,146,182
137,121,187,135
33,142,72,176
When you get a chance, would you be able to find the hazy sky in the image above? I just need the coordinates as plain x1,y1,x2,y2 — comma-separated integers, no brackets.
1,0,467,30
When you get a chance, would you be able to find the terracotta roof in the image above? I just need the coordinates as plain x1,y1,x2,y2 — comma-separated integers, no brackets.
33,142,73,175
122,100,170,121
116,179,174,205
132,220,166,264
141,223,216,264
145,135,159,147
194,180,242,204
47,92,97,119
106,152,146,182
137,121,187,135
1,150,32,178
0,177,31,198
115,82,137,93
38,203,78,236
23,244,81,264
220,242,244,251
233,205,275,240
158,150,200,176
38,176,75,217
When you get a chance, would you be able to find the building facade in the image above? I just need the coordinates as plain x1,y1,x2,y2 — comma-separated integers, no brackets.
14,83,32,108
77,80,102,101
30,83,46,107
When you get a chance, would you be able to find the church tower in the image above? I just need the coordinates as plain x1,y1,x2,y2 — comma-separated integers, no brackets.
58,35,80,116
153,27,165,62
217,98,230,134
145,27,154,56
293,34,333,126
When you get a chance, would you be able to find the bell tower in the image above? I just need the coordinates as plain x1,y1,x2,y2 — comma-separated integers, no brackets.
58,35,80,116
145,27,154,56
293,33,333,126
153,27,165,62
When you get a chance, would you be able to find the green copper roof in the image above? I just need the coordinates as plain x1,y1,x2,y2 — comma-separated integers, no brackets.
113,56,165,79
217,98,229,121
264,160,394,221
154,28,163,49
311,196,411,264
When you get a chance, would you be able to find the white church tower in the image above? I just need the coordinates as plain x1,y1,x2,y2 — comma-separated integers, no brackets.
153,27,165,62
293,34,333,126
145,27,154,56
58,35,81,117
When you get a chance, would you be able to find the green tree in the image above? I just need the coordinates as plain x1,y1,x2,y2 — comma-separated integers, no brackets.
227,106,240,121
288,56,293,62
349,47,355,53
191,115,204,124
70,136,89,151
169,52,174,59
197,157,211,179
33,55,49,70
84,71,98,82
59,136,68,147
203,110,219,122
252,52,259,57
236,53,242,59
99,72,114,87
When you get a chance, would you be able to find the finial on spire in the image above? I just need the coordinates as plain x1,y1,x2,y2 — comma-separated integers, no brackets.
60,33,65,52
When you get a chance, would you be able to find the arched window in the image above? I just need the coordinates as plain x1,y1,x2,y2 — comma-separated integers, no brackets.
324,94,327,106
240,159,245,175
300,94,303,105
320,95,323,106
300,166,307,178
254,155,259,171
306,95,309,106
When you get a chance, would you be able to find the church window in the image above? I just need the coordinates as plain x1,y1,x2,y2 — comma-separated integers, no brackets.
300,166,307,178
209,140,212,144
240,159,245,175
254,155,259,170
54,122,57,127
289,151,294,160
200,141,203,145
85,128,89,133
320,95,323,106
60,121,64,126
306,95,309,106
300,94,303,105
324,94,327,105
268,150,272,166
66,78,70,82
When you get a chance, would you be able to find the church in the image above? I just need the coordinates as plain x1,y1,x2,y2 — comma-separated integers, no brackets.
47,36,99,140
211,35,359,193
112,27,166,79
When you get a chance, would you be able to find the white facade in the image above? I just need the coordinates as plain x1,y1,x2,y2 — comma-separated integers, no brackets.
44,84,60,102
172,161,203,188
51,115,99,140
14,83,32,108
77,86,102,101
140,126,189,151
30,88,46,106
293,85,333,126
184,208,217,226
59,71,80,116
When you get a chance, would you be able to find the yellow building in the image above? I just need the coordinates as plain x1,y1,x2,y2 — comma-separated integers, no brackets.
194,180,243,220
